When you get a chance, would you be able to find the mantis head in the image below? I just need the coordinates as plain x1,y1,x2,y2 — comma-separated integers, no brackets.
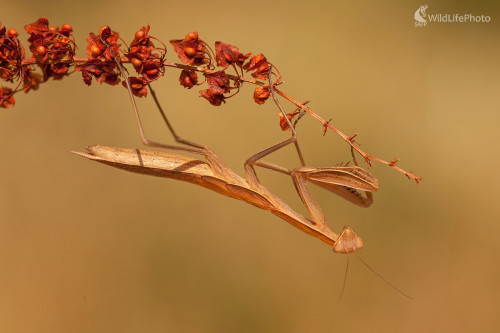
333,226,364,254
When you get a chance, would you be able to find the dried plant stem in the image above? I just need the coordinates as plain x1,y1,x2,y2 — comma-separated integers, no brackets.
274,88,422,183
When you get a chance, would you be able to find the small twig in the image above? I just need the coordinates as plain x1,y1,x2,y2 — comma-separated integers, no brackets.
274,88,422,183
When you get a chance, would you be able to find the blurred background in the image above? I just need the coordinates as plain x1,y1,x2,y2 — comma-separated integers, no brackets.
1,0,499,332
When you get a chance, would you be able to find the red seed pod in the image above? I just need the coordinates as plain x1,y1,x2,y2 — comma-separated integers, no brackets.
61,24,72,33
184,47,195,56
49,26,57,32
90,44,101,57
253,85,270,105
178,70,198,89
185,32,197,41
170,32,205,65
135,30,145,40
36,45,47,55
98,26,109,36
146,68,158,76
131,58,142,67
7,29,18,37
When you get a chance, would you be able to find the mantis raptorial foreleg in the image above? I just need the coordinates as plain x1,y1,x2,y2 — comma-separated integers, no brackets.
244,136,298,188
291,166,380,231
244,66,307,189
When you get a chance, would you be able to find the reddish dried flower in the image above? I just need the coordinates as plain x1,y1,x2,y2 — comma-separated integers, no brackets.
99,25,118,43
243,54,270,80
85,26,120,62
205,71,230,95
131,25,152,46
24,17,50,35
214,41,250,70
122,76,148,97
253,85,270,105
0,86,15,108
278,111,302,131
39,62,70,81
200,89,225,106
25,18,75,62
22,68,42,92
0,24,25,82
76,26,122,86
75,60,120,86
24,17,76,81
83,26,119,65
125,26,166,84
252,63,270,80
179,70,198,89
170,32,206,66
243,54,267,71
199,71,233,106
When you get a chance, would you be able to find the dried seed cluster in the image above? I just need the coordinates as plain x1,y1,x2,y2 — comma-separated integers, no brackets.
0,17,273,111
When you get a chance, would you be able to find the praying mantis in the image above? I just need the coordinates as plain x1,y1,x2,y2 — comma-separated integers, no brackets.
72,38,411,298
73,145,376,253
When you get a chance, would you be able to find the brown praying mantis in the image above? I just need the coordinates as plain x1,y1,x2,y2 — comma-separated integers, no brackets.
73,145,375,252
72,144,410,299
72,38,412,298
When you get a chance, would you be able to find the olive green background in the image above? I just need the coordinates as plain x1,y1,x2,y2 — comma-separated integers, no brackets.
1,1,499,332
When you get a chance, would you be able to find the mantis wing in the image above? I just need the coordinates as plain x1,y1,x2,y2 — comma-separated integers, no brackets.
298,166,379,208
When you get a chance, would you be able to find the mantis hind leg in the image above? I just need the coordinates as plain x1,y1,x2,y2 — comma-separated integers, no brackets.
100,36,207,156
